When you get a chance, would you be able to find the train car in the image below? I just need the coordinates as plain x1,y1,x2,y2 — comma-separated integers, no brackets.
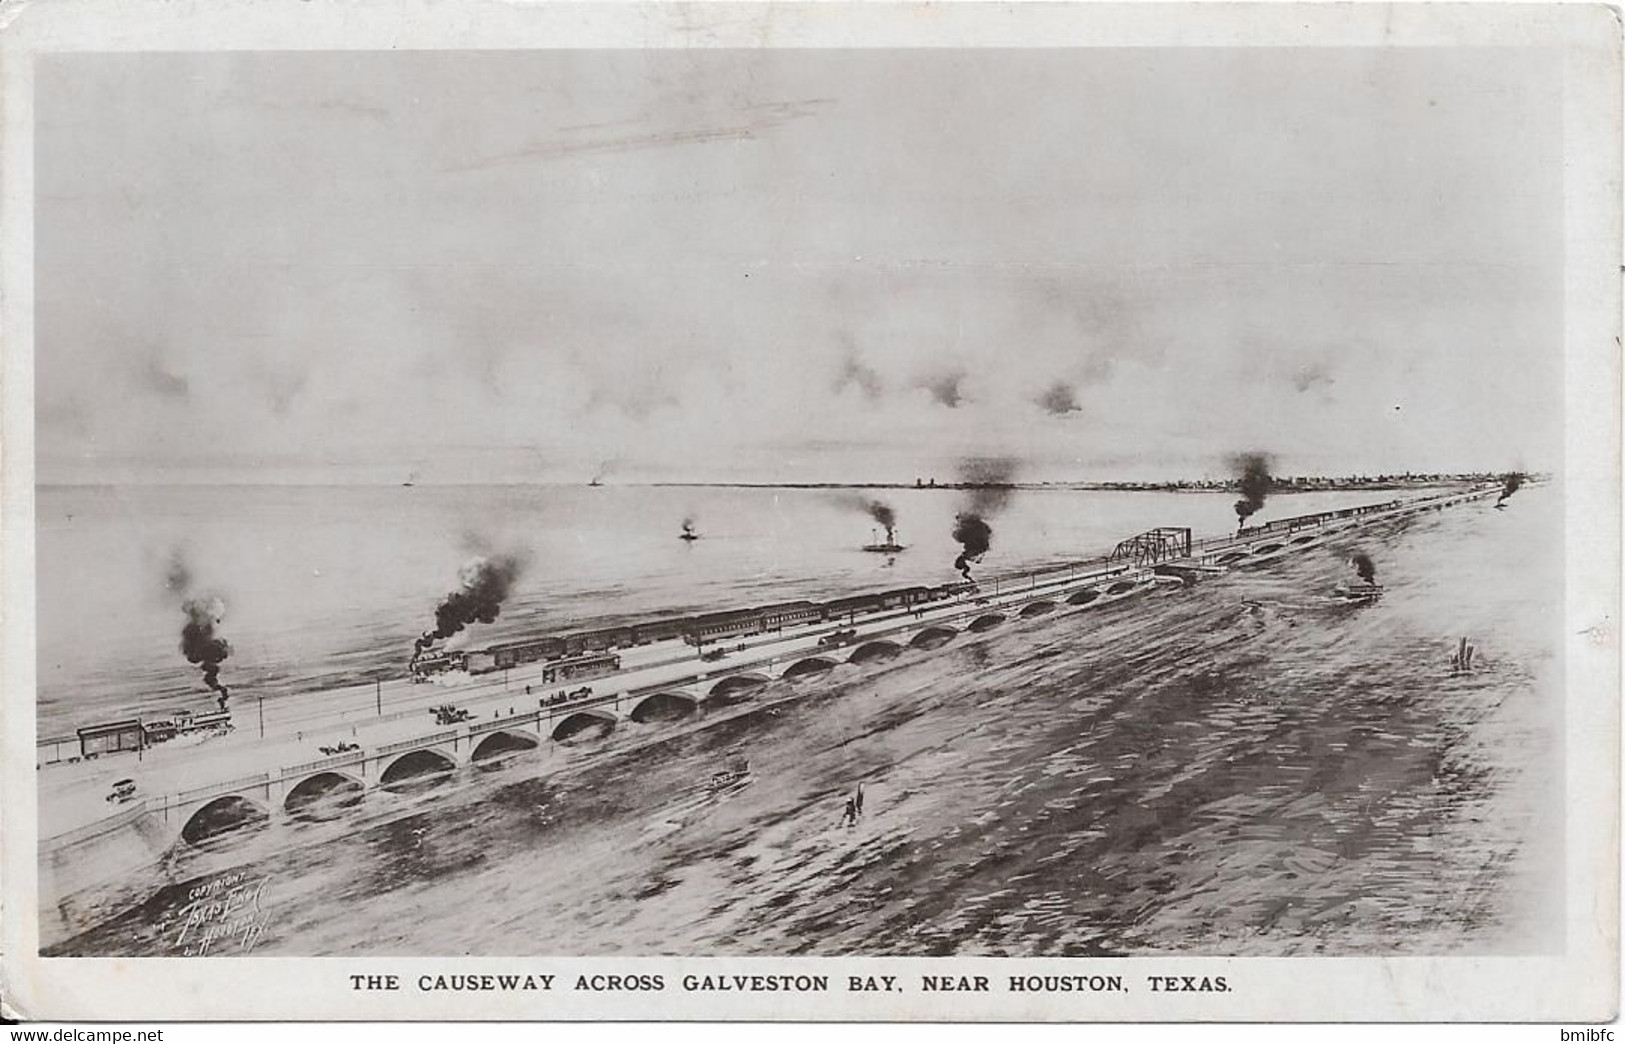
540,652,621,685
560,626,632,658
821,593,887,622
501,637,567,667
894,586,937,607
760,601,820,630
687,608,766,645
630,616,690,645
465,636,561,675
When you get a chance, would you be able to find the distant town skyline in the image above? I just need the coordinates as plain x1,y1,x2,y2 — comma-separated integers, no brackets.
36,48,1563,487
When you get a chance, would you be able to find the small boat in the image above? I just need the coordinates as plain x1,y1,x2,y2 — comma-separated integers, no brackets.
1333,581,1383,602
708,751,751,792
680,520,700,542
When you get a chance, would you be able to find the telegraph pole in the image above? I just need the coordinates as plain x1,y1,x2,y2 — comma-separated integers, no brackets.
258,695,264,739
375,679,382,717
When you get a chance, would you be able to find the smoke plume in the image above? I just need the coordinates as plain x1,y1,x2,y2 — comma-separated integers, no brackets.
165,551,231,709
1036,381,1081,415
835,495,898,543
921,370,966,408
1231,452,1274,526
833,352,884,400
182,598,233,710
413,553,527,662
1495,471,1525,507
950,457,1019,582
1349,552,1377,585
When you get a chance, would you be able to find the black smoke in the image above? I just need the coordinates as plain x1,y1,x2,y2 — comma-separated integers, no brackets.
412,553,526,662
165,552,231,710
182,599,232,710
1495,472,1525,507
951,457,1019,582
1350,552,1377,585
952,514,992,581
1036,381,1081,415
1231,453,1274,526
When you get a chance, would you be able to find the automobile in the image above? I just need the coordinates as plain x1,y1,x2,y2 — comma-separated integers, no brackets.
817,628,859,648
106,778,137,804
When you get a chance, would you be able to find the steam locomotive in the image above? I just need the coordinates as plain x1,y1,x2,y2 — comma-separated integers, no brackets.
411,581,973,680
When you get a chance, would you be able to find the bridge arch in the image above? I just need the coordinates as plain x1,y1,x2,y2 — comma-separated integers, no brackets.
782,656,838,681
551,710,617,743
181,794,269,846
379,748,456,792
630,691,698,724
1066,588,1101,606
1215,551,1249,565
284,771,364,819
848,640,902,666
909,625,958,650
709,673,770,702
967,613,1006,633
1104,580,1138,596
471,730,540,767
1020,600,1057,617
1254,543,1285,555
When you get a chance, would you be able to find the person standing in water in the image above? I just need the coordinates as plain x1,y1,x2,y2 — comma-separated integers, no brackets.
842,797,857,828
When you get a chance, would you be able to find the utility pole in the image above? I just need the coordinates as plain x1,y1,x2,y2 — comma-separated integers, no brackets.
375,679,381,717
258,695,264,739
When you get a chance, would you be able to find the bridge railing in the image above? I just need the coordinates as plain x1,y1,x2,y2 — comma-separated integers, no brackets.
176,772,270,805
280,751,366,778
42,799,151,852
375,729,459,757
469,712,540,736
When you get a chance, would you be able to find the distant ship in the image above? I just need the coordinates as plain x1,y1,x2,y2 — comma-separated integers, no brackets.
680,520,700,542
862,526,905,554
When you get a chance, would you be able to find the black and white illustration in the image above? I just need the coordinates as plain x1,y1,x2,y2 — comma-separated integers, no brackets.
11,11,1616,1019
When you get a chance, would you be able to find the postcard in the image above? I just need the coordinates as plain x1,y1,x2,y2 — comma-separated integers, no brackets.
1,0,1618,1023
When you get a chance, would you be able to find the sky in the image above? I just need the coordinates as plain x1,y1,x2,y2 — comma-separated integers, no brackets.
35,48,1564,485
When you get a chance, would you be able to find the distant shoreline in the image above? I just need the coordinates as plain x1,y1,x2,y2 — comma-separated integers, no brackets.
642,479,1492,493
37,477,1509,492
